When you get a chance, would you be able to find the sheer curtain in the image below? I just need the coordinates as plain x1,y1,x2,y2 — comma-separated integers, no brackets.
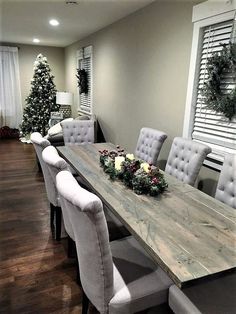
0,46,22,128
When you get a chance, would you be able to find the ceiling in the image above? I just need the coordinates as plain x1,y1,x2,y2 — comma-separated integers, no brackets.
0,0,155,47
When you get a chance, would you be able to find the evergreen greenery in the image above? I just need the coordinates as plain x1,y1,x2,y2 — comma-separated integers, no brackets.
99,148,168,196
20,54,59,137
76,68,88,94
201,43,236,120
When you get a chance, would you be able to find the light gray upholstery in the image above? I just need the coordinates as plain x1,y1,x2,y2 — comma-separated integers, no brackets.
215,153,236,209
30,132,59,207
169,272,236,313
109,237,173,314
135,127,167,165
61,120,95,146
169,285,202,314
56,170,173,314
165,137,211,186
56,170,113,313
42,146,74,240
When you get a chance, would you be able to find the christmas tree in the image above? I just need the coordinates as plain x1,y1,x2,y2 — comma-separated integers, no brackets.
20,54,59,137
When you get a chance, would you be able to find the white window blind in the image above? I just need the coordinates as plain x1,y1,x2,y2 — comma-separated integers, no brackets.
192,20,236,160
76,46,93,115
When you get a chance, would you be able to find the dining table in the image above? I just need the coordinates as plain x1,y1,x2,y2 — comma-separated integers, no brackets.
57,143,236,289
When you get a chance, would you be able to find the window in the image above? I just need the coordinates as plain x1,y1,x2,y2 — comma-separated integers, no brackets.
76,45,93,115
183,2,236,170
0,46,22,128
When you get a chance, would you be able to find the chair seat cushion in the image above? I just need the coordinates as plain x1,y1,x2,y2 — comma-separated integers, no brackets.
109,236,173,314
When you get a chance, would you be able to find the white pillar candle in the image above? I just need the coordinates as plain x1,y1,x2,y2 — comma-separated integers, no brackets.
126,153,135,160
115,156,125,171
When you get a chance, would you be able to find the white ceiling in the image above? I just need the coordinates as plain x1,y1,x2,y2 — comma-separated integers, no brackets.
0,0,155,47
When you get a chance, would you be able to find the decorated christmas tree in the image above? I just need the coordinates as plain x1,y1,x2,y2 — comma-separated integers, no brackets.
20,54,59,138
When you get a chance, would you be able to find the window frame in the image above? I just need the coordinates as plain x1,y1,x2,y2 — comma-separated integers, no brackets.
183,1,236,170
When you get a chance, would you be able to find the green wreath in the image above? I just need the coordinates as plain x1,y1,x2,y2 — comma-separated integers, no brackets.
201,43,236,120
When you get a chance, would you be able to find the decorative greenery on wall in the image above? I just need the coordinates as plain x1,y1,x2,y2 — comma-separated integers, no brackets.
201,43,236,120
76,68,88,94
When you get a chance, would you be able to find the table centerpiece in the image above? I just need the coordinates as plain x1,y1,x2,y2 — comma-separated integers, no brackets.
99,146,168,196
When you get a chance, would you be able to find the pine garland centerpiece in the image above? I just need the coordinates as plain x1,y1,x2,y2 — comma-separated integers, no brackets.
99,147,168,196
201,43,236,120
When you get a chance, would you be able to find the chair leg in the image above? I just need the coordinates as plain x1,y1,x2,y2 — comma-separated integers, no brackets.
68,236,76,258
55,206,62,241
82,290,89,314
76,255,82,287
50,203,55,234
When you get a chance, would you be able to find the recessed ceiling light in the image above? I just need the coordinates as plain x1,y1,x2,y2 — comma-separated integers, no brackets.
49,19,59,26
66,1,78,4
33,38,40,43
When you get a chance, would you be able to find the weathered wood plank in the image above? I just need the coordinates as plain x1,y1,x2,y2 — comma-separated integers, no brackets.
58,143,236,288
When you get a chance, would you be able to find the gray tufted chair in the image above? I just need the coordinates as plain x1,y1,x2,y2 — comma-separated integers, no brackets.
169,272,236,314
56,170,173,314
42,146,128,243
135,127,167,165
30,132,61,239
165,137,211,186
215,153,236,209
42,146,74,242
61,119,95,146
168,285,202,314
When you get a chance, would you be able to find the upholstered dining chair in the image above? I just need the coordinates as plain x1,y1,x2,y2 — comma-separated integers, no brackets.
215,153,236,209
135,127,167,165
42,146,74,240
30,132,61,240
61,119,95,146
56,170,173,314
165,137,211,186
43,145,129,242
168,285,202,314
169,272,236,314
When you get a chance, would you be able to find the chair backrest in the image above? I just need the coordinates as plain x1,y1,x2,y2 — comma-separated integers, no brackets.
30,132,58,206
42,146,74,239
56,170,114,313
135,127,167,165
215,153,236,209
165,137,211,186
169,285,202,314
61,120,95,146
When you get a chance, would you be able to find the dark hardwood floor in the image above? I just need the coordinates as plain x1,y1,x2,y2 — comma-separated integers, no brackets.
0,139,171,314
0,139,83,313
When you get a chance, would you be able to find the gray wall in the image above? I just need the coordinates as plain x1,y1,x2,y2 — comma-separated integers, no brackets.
64,0,219,195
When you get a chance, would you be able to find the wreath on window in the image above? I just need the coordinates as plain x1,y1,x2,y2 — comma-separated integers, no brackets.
76,68,88,94
201,43,236,120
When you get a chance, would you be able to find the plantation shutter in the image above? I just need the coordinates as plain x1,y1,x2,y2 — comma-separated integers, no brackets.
192,20,236,158
76,46,93,115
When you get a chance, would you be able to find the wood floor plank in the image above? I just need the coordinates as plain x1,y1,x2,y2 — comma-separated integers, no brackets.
0,139,84,314
0,139,166,314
